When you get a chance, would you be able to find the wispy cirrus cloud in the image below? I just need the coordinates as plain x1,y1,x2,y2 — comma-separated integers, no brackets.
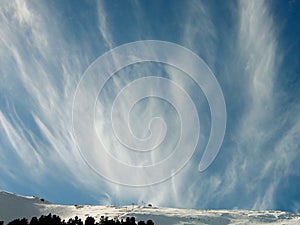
0,0,299,211
97,1,114,50
209,0,300,210
0,0,102,195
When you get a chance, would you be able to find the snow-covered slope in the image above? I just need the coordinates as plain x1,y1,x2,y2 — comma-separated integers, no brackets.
0,191,299,225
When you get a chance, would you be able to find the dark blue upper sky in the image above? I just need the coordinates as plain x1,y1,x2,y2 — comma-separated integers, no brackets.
0,0,299,213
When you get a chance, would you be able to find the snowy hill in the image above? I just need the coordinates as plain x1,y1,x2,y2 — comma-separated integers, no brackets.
0,191,299,225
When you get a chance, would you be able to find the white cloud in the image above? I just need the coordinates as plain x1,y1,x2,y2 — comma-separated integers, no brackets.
0,0,298,212
97,1,114,50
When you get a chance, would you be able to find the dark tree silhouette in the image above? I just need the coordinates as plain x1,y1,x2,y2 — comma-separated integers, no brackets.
6,214,154,225
146,220,154,225
7,218,28,225
84,217,95,225
29,217,38,225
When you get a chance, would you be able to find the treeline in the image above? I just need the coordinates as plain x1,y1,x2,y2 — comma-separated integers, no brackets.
3,214,154,225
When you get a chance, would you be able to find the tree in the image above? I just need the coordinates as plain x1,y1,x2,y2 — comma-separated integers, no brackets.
7,218,28,225
146,220,154,225
29,217,38,225
6,214,154,225
129,217,135,225
85,217,95,225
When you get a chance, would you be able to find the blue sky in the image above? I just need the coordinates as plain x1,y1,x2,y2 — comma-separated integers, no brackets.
0,0,300,213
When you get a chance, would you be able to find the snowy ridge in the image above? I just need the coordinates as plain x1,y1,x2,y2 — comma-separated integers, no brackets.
0,191,299,225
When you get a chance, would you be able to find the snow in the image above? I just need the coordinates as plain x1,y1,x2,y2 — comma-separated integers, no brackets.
0,191,299,225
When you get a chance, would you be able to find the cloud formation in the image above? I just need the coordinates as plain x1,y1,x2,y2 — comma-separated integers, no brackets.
0,0,299,212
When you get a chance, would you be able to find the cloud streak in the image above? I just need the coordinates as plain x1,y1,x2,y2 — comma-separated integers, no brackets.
0,0,299,211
